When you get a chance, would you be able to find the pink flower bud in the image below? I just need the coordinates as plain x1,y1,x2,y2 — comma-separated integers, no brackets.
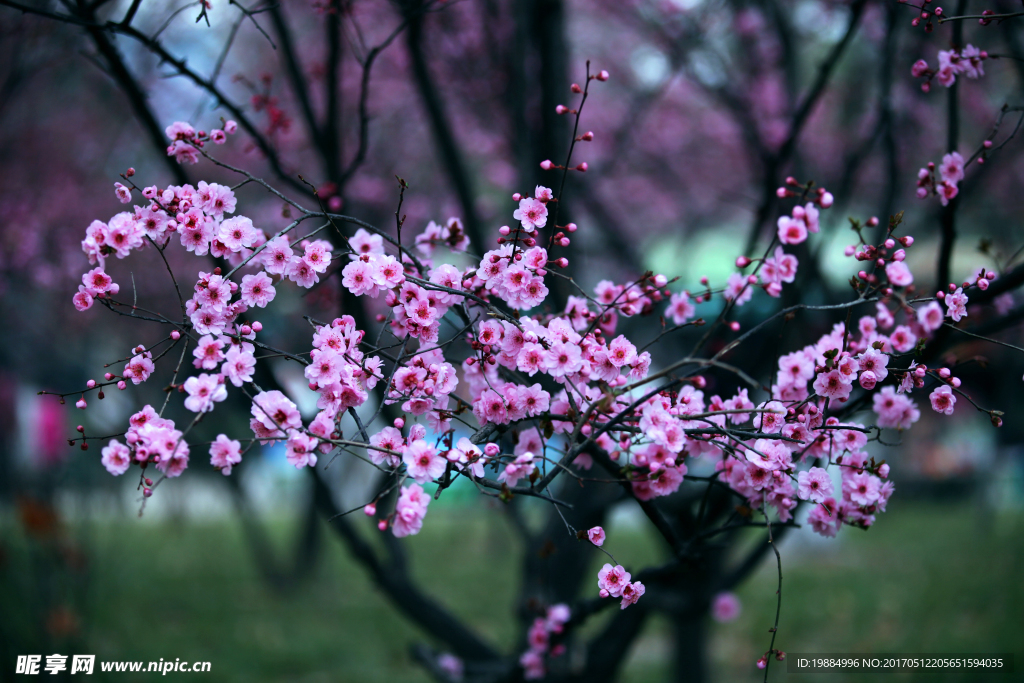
571,83,582,93
819,192,834,208
86,379,96,389
143,488,153,498
582,131,594,141
729,321,740,332
576,162,588,172
240,325,252,336
170,330,181,340
377,520,388,531
540,160,553,170
859,371,877,390
757,658,767,670
597,70,609,81
484,442,500,456
978,278,989,290
951,377,961,387
587,526,606,546
76,425,85,433
893,249,906,261
555,105,568,114
566,222,577,232
393,417,405,429
736,256,751,268
512,193,522,201
117,381,127,390
884,238,895,248
364,504,377,516
76,398,87,409
653,274,668,287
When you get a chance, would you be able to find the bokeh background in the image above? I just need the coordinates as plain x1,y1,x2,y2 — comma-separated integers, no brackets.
1,0,1023,681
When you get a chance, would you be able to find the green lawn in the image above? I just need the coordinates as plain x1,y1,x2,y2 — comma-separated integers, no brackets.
1,499,1021,682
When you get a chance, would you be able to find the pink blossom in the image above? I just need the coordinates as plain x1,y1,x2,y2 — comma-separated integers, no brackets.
241,271,276,308
939,151,965,184
393,483,430,537
251,390,301,435
498,453,536,487
885,261,913,287
723,272,753,306
209,434,242,474
797,467,833,503
916,302,944,332
619,581,645,609
124,354,155,384
545,341,584,378
857,348,889,382
777,216,807,245
667,291,695,325
303,240,332,273
597,563,631,598
777,350,814,387
929,385,956,415
813,369,852,400
73,286,94,311
165,121,195,140
938,180,959,206
512,197,548,232
287,257,319,288
217,216,257,252
350,227,384,257
403,439,445,483
286,432,319,468
945,287,968,322
192,334,226,370
587,526,606,546
197,181,236,217
260,236,295,275
747,438,791,471
183,373,228,412
872,386,920,429
844,471,881,506
808,498,839,537
223,346,255,387
890,325,917,353
711,592,741,622
101,440,131,476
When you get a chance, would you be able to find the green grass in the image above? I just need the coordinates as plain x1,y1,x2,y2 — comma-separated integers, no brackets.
1,500,1021,682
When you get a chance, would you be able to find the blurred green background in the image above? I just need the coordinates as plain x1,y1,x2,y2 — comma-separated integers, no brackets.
3,492,1022,682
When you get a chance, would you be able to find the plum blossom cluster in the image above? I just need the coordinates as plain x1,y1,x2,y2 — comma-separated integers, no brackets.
911,44,986,91
916,151,965,206
99,406,191,490
519,604,571,680
165,119,238,165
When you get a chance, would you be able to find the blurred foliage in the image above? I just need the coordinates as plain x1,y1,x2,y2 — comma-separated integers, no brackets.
1,500,1020,682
